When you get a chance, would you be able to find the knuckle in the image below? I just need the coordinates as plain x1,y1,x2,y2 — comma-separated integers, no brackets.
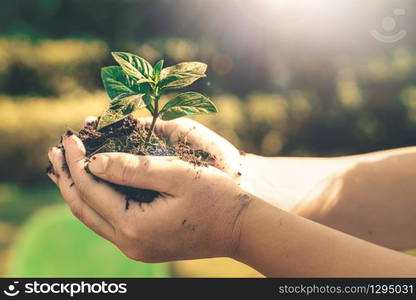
119,155,139,185
139,156,152,170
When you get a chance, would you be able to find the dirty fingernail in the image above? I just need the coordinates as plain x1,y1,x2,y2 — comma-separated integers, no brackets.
88,154,109,174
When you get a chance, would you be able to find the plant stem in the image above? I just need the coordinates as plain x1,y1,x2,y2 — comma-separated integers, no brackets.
145,113,158,143
145,93,159,144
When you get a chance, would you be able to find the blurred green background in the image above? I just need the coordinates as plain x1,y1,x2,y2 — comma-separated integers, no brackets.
1,0,416,277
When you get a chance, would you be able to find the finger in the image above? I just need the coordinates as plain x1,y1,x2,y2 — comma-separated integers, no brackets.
138,117,240,174
47,148,59,184
87,152,206,194
47,172,58,184
137,117,221,163
137,117,196,143
62,133,127,221
49,147,116,242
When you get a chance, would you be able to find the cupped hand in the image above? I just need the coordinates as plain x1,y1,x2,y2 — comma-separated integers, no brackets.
84,116,243,179
47,133,252,262
138,117,243,178
88,115,250,190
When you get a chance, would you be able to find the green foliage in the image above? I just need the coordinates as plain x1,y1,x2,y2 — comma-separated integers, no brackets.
153,59,164,79
101,66,138,99
99,94,145,128
111,51,154,82
158,62,207,90
98,51,217,136
7,205,170,277
160,92,217,120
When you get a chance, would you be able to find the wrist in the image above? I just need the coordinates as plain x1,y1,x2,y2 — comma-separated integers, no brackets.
229,189,298,276
229,193,268,260
237,154,316,214
238,153,283,207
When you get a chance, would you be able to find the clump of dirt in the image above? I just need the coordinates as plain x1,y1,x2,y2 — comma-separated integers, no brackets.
48,116,215,208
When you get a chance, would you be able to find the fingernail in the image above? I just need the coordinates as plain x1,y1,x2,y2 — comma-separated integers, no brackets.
88,154,109,174
48,147,57,163
62,131,74,148
62,131,73,147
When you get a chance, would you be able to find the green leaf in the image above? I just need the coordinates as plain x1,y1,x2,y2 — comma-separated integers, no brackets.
97,93,145,130
143,94,155,114
158,62,207,90
160,92,217,121
153,59,164,79
158,72,206,90
161,61,207,76
101,66,136,100
111,52,153,81
136,78,153,84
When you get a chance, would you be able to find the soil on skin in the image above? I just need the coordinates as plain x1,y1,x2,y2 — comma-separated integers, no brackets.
48,116,215,208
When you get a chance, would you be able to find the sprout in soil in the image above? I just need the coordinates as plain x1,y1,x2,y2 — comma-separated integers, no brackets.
99,51,217,144
47,52,219,207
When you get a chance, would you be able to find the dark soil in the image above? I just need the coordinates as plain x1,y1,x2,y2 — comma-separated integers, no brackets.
48,116,215,208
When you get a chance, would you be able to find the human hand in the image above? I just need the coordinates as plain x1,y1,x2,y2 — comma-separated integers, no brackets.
137,117,243,178
86,115,252,192
47,133,252,262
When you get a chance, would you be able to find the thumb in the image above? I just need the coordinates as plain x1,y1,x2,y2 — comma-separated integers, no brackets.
87,153,193,194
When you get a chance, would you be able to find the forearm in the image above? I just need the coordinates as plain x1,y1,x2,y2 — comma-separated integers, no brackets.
241,148,416,250
233,194,416,277
301,147,416,250
240,153,349,211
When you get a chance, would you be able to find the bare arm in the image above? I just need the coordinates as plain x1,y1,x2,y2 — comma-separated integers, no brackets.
242,147,416,250
134,117,416,250
47,135,416,277
235,193,416,277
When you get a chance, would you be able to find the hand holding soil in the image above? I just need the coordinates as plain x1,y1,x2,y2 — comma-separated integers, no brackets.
48,136,416,276
138,116,243,179
46,52,224,207
85,115,243,180
48,133,251,262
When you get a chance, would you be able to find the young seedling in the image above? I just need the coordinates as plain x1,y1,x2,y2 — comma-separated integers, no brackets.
48,51,218,205
99,52,217,144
